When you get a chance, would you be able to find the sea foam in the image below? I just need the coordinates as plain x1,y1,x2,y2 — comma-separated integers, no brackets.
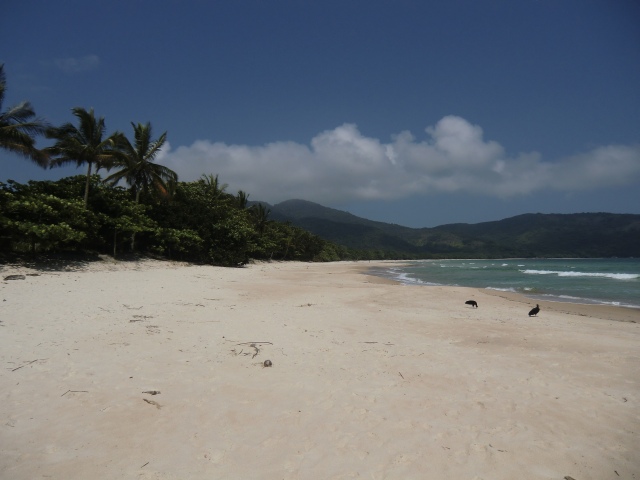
520,270,638,280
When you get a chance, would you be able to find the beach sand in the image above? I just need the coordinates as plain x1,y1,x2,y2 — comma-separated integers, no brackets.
1,259,638,479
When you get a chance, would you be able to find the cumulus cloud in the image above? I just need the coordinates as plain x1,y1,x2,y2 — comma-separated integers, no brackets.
159,115,640,204
53,54,100,73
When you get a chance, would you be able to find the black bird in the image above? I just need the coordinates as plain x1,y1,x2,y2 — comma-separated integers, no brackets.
528,304,540,317
465,300,478,308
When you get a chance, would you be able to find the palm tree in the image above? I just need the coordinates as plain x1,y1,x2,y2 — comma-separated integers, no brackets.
104,122,177,251
250,203,271,235
105,122,177,203
236,190,249,209
0,64,48,166
201,173,228,200
46,107,120,206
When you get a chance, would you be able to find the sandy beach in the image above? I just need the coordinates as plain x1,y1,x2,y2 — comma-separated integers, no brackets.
1,259,638,480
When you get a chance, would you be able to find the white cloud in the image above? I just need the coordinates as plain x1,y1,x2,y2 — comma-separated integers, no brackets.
160,116,640,204
53,55,100,73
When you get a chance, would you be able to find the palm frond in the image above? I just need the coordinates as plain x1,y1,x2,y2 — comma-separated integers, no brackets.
108,122,177,201
0,65,49,166
44,107,120,205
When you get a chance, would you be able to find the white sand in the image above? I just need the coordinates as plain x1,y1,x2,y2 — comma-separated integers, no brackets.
1,259,638,479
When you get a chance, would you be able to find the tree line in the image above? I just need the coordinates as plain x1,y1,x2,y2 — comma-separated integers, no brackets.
0,64,361,264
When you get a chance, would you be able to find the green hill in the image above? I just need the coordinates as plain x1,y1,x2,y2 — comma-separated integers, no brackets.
259,199,640,258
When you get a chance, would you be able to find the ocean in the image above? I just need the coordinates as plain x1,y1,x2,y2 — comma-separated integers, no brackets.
369,258,640,309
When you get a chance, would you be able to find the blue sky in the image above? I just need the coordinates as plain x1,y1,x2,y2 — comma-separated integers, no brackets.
2,0,639,228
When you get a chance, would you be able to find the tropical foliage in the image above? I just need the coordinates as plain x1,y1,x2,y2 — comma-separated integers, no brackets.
45,107,122,206
0,65,355,264
103,122,177,250
105,122,177,202
0,175,355,264
0,64,48,166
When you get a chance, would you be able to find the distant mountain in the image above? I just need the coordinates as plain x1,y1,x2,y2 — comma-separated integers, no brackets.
253,199,640,258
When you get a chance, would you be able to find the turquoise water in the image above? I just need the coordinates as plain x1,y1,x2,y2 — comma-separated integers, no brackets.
370,258,640,309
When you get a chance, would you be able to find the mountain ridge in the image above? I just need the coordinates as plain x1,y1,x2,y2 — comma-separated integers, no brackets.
251,199,640,258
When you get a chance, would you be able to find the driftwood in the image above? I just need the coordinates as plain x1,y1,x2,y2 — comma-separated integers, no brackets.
122,304,142,310
12,359,43,371
61,390,88,396
4,274,26,281
143,398,161,409
235,342,273,359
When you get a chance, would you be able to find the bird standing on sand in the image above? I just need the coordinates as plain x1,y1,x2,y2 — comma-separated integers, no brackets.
528,304,540,316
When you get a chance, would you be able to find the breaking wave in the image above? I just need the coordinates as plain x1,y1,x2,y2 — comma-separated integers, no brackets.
520,270,638,280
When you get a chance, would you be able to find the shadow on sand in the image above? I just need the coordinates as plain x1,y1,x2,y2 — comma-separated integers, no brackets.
0,252,150,273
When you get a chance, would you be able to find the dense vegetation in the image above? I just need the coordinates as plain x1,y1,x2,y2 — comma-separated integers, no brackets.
0,63,356,264
0,176,359,264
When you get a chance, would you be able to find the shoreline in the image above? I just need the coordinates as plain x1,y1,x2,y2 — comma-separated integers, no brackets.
481,288,640,323
2,255,638,324
364,260,640,323
1,259,639,479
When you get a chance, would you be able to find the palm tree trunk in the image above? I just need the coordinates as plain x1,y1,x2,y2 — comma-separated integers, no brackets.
84,162,93,207
131,188,141,251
